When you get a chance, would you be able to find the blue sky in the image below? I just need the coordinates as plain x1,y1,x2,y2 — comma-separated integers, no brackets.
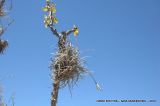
0,0,160,106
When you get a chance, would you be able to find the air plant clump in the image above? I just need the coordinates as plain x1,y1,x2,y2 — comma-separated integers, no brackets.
50,43,88,88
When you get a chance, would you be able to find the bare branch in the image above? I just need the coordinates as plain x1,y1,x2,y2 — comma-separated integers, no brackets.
49,26,60,38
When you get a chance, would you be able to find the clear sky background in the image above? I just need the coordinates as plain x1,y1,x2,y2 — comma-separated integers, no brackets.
0,0,160,106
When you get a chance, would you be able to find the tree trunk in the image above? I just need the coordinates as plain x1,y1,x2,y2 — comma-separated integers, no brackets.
51,78,60,106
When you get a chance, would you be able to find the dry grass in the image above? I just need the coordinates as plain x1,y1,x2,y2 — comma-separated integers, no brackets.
50,43,88,89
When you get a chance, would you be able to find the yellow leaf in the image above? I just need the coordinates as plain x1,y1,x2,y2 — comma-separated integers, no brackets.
44,21,49,28
43,7,48,12
52,17,58,24
50,6,56,13
44,16,52,28
74,28,79,36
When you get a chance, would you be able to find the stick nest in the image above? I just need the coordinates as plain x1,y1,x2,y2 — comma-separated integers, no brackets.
50,43,88,88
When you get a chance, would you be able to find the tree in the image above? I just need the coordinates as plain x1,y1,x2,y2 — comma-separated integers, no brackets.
0,0,14,105
43,0,101,106
0,0,13,54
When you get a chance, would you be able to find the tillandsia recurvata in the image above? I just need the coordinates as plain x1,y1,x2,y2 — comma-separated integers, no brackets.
0,0,13,54
43,0,101,106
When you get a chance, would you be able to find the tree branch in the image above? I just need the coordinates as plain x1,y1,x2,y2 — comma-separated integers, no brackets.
49,26,60,38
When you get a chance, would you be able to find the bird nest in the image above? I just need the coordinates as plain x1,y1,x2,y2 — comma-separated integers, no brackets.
0,40,8,54
50,43,88,88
